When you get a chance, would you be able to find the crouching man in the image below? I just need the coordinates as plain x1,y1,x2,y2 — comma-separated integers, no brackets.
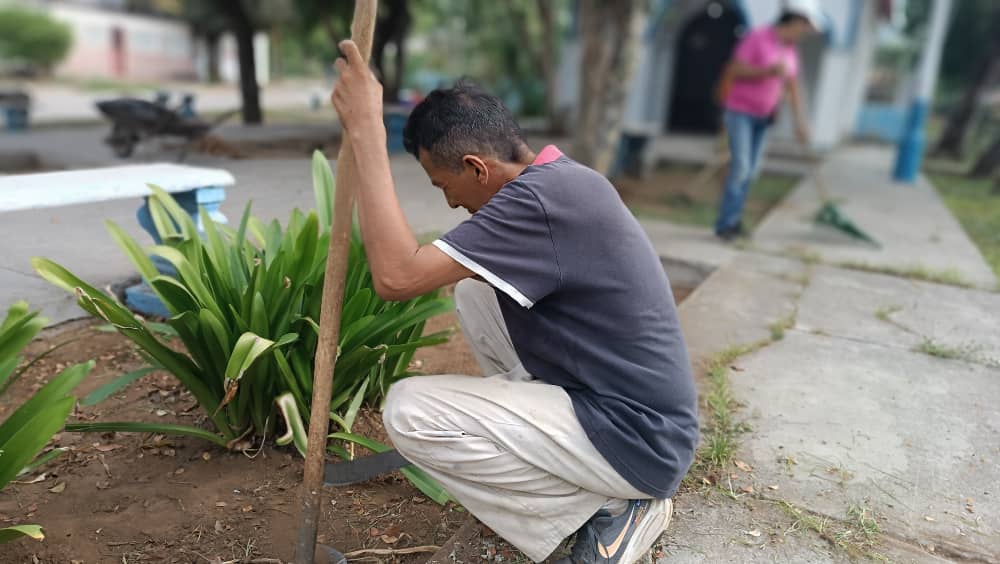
331,41,698,564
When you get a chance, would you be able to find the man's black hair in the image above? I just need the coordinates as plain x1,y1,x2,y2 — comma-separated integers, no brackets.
776,11,810,26
403,80,529,171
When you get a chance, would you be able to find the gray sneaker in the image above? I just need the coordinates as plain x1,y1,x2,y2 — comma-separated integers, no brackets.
557,499,672,564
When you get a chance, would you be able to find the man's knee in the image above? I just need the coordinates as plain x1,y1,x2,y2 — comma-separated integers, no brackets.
454,278,489,314
382,377,419,443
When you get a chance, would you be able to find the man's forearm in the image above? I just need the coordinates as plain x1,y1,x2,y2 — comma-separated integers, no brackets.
346,124,420,290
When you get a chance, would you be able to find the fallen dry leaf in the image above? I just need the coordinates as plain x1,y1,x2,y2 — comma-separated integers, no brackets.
241,505,253,513
735,460,753,472
95,444,122,452
381,534,400,545
48,482,66,493
745,529,761,537
767,485,780,490
214,520,224,534
740,485,755,494
924,516,936,522
155,409,168,417
96,480,110,490
201,451,212,461
215,501,227,507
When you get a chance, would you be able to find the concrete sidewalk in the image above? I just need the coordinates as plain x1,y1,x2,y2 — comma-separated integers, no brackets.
652,145,999,563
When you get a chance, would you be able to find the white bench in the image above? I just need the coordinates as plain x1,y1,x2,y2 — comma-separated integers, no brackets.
0,163,236,316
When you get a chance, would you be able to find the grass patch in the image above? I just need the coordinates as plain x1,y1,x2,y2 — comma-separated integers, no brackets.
778,501,889,561
838,261,973,288
769,310,797,341
929,173,1000,282
913,338,978,363
684,340,770,486
785,246,822,264
873,304,903,322
617,163,800,230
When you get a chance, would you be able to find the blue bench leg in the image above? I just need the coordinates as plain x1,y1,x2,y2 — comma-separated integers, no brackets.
127,186,228,317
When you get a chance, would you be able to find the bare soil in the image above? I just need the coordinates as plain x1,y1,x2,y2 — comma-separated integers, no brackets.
1,313,475,564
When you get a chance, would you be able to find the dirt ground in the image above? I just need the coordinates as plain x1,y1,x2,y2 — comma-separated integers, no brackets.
2,284,691,563
1,313,476,564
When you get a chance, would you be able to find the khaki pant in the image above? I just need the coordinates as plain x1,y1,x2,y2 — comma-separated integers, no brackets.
383,280,652,562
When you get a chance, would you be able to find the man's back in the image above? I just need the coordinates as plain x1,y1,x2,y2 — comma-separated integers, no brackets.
436,150,699,499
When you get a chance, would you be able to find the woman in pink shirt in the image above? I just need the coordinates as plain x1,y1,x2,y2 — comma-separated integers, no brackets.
715,0,822,240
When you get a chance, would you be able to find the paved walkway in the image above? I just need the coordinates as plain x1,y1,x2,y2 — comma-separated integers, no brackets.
651,145,999,563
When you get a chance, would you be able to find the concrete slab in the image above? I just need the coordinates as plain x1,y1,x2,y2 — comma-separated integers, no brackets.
641,219,741,272
678,253,807,362
730,330,1000,562
797,265,1000,366
752,145,998,290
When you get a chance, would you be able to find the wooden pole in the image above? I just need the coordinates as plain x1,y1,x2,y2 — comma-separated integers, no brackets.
293,2,378,562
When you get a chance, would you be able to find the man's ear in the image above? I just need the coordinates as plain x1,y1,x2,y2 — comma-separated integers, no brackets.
463,155,490,184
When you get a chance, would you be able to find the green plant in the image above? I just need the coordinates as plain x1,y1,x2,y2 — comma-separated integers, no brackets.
0,7,72,71
1,302,92,544
33,151,452,452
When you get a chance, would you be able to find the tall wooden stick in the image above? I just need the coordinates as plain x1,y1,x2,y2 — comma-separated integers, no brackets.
294,2,378,562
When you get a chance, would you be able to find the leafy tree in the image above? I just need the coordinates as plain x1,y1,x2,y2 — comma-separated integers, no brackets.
0,7,72,73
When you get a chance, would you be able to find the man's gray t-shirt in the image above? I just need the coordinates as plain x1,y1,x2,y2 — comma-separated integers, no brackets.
432,147,698,498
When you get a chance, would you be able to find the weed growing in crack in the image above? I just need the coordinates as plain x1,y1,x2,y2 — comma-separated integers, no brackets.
914,338,978,362
683,340,770,489
839,261,973,288
778,501,890,561
874,304,903,321
769,311,796,341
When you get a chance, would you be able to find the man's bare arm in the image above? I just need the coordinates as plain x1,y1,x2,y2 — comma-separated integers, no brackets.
331,40,473,301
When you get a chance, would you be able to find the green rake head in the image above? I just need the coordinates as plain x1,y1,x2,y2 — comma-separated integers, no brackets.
814,201,881,248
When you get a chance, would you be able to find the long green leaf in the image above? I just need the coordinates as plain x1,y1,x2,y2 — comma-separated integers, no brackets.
0,361,92,448
65,421,228,447
106,221,158,282
80,367,157,407
0,396,75,489
275,392,307,456
0,524,45,543
312,150,335,231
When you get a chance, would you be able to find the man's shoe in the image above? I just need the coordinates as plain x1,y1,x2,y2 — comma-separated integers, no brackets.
715,221,746,242
558,498,672,564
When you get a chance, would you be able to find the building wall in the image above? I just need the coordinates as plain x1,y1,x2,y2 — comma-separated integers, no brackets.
48,2,197,81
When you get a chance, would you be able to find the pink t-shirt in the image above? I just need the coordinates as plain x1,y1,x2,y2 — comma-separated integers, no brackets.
724,26,799,118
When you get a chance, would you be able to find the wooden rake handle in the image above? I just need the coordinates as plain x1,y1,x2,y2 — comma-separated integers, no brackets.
294,2,378,563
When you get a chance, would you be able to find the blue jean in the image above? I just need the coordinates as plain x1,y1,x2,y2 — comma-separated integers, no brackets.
714,110,771,234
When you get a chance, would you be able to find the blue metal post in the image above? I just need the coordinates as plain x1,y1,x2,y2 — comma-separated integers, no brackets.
893,0,952,182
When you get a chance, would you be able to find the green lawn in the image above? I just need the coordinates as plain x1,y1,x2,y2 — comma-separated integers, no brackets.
930,173,1000,279
617,163,800,230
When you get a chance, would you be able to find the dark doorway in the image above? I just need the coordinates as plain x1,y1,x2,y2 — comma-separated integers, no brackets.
667,2,744,133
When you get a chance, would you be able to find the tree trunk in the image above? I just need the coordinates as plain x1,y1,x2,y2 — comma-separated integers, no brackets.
206,31,221,83
932,42,1000,159
572,0,645,176
216,0,262,125
536,0,564,134
372,0,410,103
969,134,1000,178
